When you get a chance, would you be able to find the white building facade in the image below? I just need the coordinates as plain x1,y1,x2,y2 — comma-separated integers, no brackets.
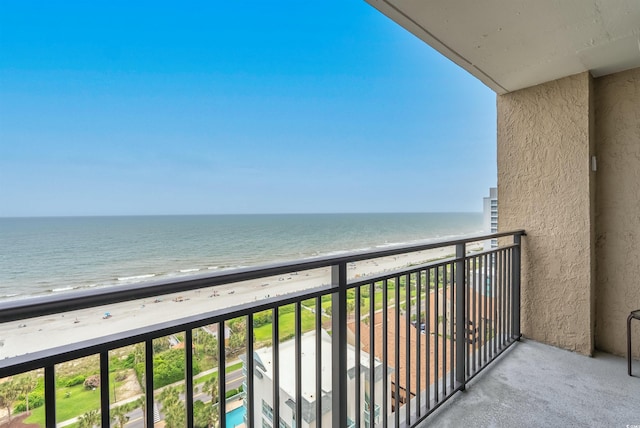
242,330,388,428
483,187,498,250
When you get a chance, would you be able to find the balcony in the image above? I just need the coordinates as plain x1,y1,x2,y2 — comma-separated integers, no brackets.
1,1,638,427
0,231,526,427
424,338,640,427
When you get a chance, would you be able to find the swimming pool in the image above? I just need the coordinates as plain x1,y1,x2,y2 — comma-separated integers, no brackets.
226,405,246,428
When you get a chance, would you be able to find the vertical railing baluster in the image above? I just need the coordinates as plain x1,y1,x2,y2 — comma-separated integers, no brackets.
496,250,502,351
315,296,322,428
416,272,422,417
464,257,473,378
497,251,501,353
501,250,506,348
219,321,227,428
504,249,508,347
508,247,513,341
369,282,376,428
295,302,302,428
476,255,486,368
331,263,348,428
475,256,479,369
477,256,483,368
425,269,431,408
497,250,502,349
448,262,458,391
248,314,255,428
434,266,439,404
496,251,501,349
455,243,466,391
492,251,497,357
145,339,154,428
382,278,389,428
100,351,110,427
507,249,511,343
472,256,477,374
355,286,361,427
484,253,489,364
271,309,279,428
442,266,447,397
405,274,411,425
185,330,194,428
488,253,492,359
45,365,55,427
394,275,400,427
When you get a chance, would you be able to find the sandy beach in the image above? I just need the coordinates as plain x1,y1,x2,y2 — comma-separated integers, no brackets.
0,244,482,361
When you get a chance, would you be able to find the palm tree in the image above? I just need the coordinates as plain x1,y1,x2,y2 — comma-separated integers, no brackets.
202,377,219,425
78,409,100,428
159,387,185,428
17,375,38,414
194,400,219,428
163,401,185,428
230,318,246,334
111,405,129,428
159,386,180,409
203,377,218,405
228,329,246,353
132,343,145,366
201,334,218,362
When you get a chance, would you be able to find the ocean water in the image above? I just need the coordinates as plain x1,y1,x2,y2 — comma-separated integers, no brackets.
0,213,482,300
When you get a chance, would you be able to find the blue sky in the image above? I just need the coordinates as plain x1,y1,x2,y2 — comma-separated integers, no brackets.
0,1,496,217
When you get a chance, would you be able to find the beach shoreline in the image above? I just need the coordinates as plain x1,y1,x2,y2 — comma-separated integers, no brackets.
0,244,482,360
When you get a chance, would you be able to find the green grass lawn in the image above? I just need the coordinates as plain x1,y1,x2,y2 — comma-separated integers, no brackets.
226,361,243,373
253,307,316,342
24,360,245,427
25,383,100,426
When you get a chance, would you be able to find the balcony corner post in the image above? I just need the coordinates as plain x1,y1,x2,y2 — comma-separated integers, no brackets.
512,234,522,340
331,262,348,427
455,243,466,391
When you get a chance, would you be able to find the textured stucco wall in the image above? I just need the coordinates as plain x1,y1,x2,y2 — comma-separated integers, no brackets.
497,72,595,355
595,67,640,358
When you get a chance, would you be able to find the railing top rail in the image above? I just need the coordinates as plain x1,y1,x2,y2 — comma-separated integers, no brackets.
0,230,524,324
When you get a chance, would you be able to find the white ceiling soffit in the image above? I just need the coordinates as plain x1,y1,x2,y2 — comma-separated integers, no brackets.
365,0,640,94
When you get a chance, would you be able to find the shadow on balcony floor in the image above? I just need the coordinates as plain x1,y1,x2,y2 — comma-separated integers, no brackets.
423,339,640,427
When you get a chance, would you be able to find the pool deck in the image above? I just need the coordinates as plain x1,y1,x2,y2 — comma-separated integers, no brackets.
226,396,246,428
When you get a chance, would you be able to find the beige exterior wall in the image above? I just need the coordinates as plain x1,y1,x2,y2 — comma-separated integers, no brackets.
497,72,595,355
594,67,640,358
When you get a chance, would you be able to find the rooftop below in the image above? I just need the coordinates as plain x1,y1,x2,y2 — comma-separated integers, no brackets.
422,339,640,427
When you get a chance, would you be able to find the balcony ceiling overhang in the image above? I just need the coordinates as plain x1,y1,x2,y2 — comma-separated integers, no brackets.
365,0,640,94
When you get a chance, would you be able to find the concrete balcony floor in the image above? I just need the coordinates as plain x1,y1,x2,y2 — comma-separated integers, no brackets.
422,339,640,427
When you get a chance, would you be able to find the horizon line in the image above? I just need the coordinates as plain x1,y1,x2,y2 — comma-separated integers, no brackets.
0,211,483,219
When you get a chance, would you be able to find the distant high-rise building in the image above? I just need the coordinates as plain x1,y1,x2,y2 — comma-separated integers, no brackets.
483,187,498,250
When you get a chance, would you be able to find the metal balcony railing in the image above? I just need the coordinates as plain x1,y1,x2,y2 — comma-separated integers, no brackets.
0,230,524,428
